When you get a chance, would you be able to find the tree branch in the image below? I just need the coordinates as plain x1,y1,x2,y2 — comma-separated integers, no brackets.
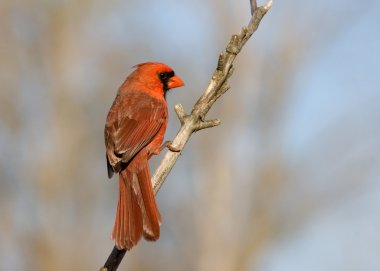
153,0,272,193
250,0,258,15
100,247,126,271
101,1,272,270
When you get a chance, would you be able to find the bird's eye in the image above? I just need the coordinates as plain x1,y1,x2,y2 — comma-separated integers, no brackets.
159,73,167,80
159,71,175,81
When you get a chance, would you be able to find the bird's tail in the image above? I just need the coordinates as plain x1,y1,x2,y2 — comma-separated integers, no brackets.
112,164,161,250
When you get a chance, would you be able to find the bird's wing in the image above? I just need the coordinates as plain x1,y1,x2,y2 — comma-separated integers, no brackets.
105,91,167,166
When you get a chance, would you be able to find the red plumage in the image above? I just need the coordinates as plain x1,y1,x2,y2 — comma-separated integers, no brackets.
105,62,184,250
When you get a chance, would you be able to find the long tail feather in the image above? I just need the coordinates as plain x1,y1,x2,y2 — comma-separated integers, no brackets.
133,164,161,240
112,170,143,250
111,164,161,250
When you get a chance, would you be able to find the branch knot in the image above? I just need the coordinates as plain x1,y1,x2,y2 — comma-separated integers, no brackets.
226,35,241,55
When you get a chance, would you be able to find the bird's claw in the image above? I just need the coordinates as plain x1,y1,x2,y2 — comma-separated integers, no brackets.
168,143,181,152
159,140,181,153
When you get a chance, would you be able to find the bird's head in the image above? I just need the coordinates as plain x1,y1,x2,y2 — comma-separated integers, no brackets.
129,62,184,98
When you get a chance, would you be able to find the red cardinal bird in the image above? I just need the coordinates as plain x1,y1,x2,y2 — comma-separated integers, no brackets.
104,62,184,250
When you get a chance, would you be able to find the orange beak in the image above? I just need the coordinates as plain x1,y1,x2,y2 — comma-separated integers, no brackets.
167,75,184,89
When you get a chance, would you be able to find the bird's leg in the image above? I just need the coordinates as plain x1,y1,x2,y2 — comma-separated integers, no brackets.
160,140,181,152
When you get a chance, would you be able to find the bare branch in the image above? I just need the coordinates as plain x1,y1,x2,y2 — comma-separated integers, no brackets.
250,0,257,15
152,0,272,193
101,1,272,270
100,247,126,271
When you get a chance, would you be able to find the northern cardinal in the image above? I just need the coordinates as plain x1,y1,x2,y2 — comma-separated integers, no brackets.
104,62,184,250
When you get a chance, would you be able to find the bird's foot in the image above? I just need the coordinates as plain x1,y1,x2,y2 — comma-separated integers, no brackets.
160,140,181,152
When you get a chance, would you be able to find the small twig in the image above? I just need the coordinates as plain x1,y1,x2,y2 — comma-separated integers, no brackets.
174,104,187,125
194,118,221,131
101,1,272,270
250,0,257,15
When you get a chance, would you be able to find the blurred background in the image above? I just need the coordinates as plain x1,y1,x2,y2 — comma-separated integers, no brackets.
1,0,379,270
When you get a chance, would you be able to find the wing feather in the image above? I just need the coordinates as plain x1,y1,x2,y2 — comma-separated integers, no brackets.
105,91,167,167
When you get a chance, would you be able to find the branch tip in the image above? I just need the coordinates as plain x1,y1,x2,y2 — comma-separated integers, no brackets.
174,104,186,124
264,0,273,10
